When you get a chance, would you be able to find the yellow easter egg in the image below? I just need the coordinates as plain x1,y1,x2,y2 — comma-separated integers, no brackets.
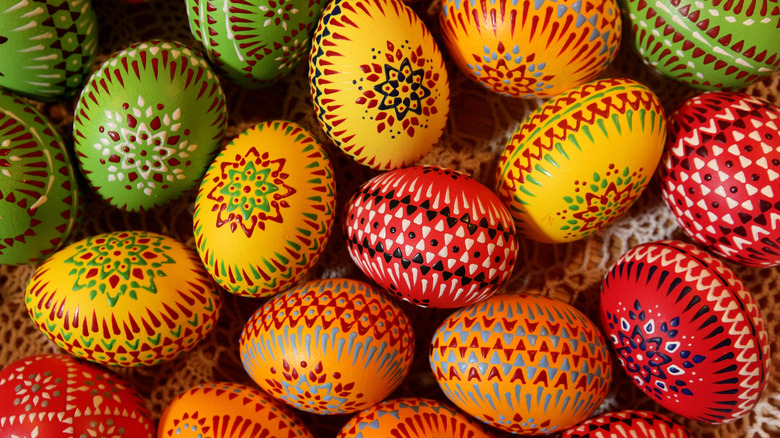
309,0,449,170
193,121,336,297
495,78,666,243
25,231,221,367
440,0,622,98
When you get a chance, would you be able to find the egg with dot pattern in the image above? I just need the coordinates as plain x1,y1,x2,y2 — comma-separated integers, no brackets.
239,278,415,414
429,293,613,435
440,0,621,98
158,382,314,438
0,354,153,437
561,410,692,438
600,240,771,423
659,91,780,267
495,78,666,243
344,165,518,308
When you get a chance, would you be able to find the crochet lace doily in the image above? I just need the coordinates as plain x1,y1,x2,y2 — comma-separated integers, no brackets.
0,1,778,437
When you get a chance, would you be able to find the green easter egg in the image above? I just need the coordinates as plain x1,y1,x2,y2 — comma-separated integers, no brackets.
0,0,98,101
0,89,83,265
72,40,228,212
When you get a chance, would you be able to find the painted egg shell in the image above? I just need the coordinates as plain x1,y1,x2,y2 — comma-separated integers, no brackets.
440,0,622,98
561,410,692,438
186,0,328,88
622,0,780,89
495,78,666,243
158,382,314,438
659,91,780,267
344,165,518,308
0,354,153,437
600,240,771,423
239,278,415,414
73,40,227,212
25,230,222,367
309,0,449,170
429,293,613,435
193,121,335,297
0,90,83,265
337,397,493,438
0,0,98,101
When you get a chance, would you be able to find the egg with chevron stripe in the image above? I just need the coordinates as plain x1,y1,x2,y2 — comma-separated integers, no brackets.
600,240,771,423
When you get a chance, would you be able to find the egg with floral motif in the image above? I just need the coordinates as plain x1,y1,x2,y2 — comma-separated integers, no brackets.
73,40,227,212
440,0,621,98
496,78,666,243
430,293,613,435
186,0,328,88
25,230,222,367
239,278,414,414
344,165,518,308
309,0,449,170
561,410,692,438
0,354,154,437
600,240,771,423
159,382,314,438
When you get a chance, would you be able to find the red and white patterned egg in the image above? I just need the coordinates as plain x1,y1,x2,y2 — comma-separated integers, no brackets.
0,354,154,437
344,165,519,308
561,410,692,438
600,240,771,423
660,91,780,267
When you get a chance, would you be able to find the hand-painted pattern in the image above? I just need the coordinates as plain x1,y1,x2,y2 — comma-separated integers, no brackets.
430,294,613,435
25,231,221,367
622,0,780,89
0,0,98,100
73,40,227,212
0,354,154,437
495,78,665,243
186,0,327,88
309,0,449,170
601,240,771,423
240,279,414,414
193,121,335,297
562,410,693,438
0,90,82,265
440,0,621,98
159,382,314,438
660,91,780,267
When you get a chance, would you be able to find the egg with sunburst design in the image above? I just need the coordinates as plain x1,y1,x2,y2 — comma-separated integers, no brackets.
25,230,222,367
193,120,335,297
240,278,415,414
309,0,449,170
600,240,771,423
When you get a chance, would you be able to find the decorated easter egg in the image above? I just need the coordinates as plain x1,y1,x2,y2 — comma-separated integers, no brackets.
0,0,98,101
337,397,493,438
621,0,780,89
240,278,415,414
561,410,692,438
440,0,622,98
495,78,666,243
659,91,780,267
73,40,227,212
158,382,314,438
193,121,335,297
309,0,449,170
186,0,328,88
344,165,518,308
25,230,222,367
600,240,771,423
429,293,613,435
0,354,153,437
0,90,82,265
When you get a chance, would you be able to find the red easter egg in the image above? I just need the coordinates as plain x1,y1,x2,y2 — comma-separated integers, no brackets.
344,165,519,308
0,354,154,437
600,240,771,423
561,410,692,438
660,91,780,267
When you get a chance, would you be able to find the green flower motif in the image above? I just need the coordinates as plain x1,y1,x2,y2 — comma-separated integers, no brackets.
221,161,280,220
